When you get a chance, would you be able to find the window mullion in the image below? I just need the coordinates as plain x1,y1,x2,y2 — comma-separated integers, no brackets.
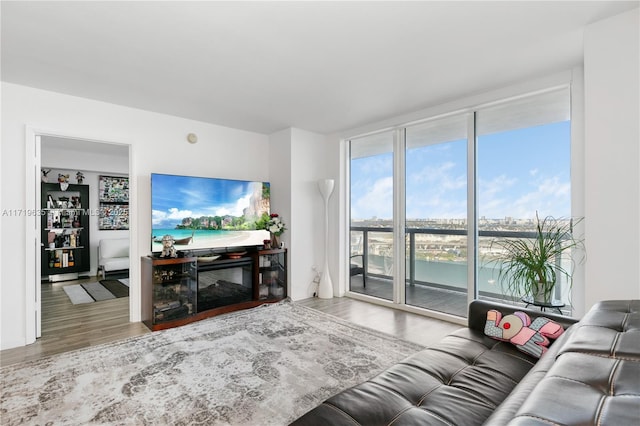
393,128,406,305
467,112,478,306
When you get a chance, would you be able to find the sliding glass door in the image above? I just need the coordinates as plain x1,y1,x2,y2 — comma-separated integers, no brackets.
476,89,572,305
349,131,394,301
404,115,469,316
347,87,572,317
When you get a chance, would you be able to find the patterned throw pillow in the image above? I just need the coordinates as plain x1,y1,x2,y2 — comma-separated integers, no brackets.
484,309,564,358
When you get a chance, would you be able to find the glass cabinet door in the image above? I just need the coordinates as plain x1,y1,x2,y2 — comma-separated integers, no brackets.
257,249,287,301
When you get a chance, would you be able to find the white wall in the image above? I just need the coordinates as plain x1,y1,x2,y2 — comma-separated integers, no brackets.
290,128,332,299
1,82,269,350
583,9,640,309
268,128,293,295
268,128,334,301
41,143,128,175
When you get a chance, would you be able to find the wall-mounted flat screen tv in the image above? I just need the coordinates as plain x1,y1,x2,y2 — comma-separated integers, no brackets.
151,173,271,253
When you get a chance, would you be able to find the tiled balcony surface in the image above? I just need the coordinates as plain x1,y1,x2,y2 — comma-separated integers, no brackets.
349,276,570,317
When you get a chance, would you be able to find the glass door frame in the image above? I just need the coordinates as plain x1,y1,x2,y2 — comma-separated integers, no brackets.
343,79,578,322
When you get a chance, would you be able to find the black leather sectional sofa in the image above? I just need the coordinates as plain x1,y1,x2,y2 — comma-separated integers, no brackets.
291,299,639,425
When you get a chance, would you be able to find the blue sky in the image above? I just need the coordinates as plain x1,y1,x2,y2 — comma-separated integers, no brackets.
351,121,571,221
151,174,265,228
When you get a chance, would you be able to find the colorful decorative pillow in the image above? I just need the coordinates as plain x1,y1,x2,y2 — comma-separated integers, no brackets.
484,309,564,358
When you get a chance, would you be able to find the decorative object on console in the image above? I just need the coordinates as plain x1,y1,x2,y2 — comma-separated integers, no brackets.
265,213,286,248
484,309,564,358
159,235,178,258
75,171,84,184
196,255,221,263
225,251,247,259
317,179,334,298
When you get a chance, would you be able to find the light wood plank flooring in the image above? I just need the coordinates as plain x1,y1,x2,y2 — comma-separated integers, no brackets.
297,297,461,347
0,277,149,367
1,282,462,367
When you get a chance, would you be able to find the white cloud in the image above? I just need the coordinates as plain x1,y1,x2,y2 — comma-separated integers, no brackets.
209,193,251,217
479,174,570,219
352,176,393,219
511,176,570,218
151,209,166,225
152,207,194,226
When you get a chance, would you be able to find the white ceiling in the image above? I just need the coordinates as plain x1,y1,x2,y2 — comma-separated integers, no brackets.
2,1,638,135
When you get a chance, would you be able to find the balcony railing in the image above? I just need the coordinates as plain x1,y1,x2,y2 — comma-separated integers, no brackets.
350,225,568,303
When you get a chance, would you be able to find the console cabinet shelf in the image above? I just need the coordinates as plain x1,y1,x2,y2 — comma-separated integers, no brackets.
141,256,197,330
141,248,287,331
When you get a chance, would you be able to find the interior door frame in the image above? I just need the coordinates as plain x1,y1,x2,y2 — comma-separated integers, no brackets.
24,126,137,345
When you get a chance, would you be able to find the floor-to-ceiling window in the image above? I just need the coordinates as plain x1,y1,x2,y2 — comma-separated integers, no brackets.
404,115,469,316
348,86,572,317
349,131,394,301
477,88,572,306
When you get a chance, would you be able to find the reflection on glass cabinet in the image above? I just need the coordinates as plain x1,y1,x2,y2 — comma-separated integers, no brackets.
142,256,197,329
258,250,287,300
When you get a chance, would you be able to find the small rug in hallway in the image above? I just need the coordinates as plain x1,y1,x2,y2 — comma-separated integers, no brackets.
0,300,424,425
100,279,130,298
62,279,129,304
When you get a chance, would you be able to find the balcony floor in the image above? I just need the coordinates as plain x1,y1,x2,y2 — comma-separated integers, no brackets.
349,275,468,317
349,275,569,317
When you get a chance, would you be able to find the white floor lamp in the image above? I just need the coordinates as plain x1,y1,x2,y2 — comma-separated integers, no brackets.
318,178,335,299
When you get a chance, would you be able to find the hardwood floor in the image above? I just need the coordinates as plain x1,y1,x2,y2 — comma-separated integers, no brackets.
1,280,462,368
297,296,461,347
0,277,149,367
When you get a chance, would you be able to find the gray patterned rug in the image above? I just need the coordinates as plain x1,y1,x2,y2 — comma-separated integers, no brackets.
0,300,424,425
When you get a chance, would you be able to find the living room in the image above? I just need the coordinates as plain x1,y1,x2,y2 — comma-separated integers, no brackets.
1,2,639,424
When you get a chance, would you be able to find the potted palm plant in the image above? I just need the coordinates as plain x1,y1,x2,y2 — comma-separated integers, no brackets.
490,213,584,304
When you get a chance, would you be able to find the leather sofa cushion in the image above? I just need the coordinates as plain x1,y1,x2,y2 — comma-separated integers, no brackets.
505,352,640,425
483,325,574,426
291,328,537,426
558,299,640,360
500,300,640,425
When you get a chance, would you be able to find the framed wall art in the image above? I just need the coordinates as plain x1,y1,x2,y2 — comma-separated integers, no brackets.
99,175,129,230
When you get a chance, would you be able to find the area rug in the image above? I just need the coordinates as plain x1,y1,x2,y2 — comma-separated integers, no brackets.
62,280,129,304
0,301,424,425
99,279,130,298
61,284,94,304
81,281,116,301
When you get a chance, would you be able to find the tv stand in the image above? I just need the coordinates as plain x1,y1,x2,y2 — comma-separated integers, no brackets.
141,248,287,331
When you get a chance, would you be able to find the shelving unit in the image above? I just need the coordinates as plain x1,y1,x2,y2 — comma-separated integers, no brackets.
256,249,287,301
141,248,287,331
141,256,197,331
41,183,90,282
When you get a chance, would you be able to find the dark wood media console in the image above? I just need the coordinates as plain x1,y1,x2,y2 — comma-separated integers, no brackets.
141,248,287,331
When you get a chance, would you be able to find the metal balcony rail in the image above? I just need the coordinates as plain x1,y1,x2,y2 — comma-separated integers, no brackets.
350,225,565,292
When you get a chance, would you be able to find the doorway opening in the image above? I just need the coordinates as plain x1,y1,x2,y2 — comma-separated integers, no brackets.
24,131,143,354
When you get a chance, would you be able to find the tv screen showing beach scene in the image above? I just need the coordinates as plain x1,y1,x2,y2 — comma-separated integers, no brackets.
151,173,271,252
